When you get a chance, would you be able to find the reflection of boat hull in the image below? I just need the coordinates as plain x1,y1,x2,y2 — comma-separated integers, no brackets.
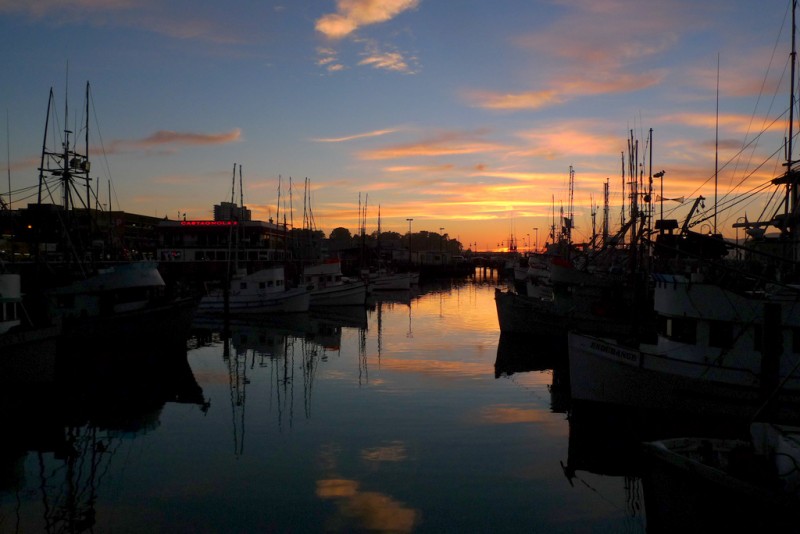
494,332,565,377
311,306,368,330
1,325,60,385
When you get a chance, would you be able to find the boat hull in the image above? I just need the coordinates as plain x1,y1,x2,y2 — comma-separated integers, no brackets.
310,280,367,306
369,273,411,291
198,287,310,314
568,331,800,422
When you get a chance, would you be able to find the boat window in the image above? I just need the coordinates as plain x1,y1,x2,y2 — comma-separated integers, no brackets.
667,317,696,344
709,320,734,349
793,328,800,354
259,282,266,289
240,282,247,290
267,281,274,287
753,325,762,352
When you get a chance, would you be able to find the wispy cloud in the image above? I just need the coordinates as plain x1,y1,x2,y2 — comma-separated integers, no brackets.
465,90,565,111
109,128,242,153
315,0,419,40
0,0,135,18
465,1,698,111
359,50,414,73
313,128,399,143
1,1,255,45
384,164,455,173
317,47,346,73
358,130,507,160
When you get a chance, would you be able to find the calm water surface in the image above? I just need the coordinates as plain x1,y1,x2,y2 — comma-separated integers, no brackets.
0,271,648,533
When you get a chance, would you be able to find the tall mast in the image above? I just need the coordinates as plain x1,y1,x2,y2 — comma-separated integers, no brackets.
790,0,799,245
84,82,91,212
603,178,609,247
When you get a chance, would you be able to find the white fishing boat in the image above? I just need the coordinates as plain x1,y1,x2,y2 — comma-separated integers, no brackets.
303,260,367,306
197,265,310,314
569,1,800,424
364,269,411,291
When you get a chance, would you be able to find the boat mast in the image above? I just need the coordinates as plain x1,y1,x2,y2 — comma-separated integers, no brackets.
790,0,799,255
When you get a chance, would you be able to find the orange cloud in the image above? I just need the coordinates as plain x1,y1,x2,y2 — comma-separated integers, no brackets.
466,90,565,111
358,131,507,160
315,0,419,39
383,164,455,173
359,50,413,73
661,112,787,135
109,128,242,153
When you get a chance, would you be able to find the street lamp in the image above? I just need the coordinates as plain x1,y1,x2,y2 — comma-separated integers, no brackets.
526,233,530,254
654,170,665,232
736,216,746,261
406,218,414,260
533,227,539,253
439,227,445,252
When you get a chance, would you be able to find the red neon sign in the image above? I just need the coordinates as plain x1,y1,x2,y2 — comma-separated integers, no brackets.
180,221,239,227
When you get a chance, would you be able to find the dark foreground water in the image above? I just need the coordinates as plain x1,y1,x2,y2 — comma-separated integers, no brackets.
1,271,653,533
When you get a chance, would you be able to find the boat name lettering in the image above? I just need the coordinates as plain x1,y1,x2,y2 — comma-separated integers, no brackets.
590,341,638,362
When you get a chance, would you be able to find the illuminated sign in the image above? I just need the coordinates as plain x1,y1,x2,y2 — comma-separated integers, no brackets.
180,221,239,227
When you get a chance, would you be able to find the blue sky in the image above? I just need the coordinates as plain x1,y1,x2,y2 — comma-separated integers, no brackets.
0,0,795,250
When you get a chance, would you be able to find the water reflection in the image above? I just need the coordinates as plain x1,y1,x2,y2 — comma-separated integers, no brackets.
189,309,374,451
494,332,569,414
2,275,689,532
0,343,204,533
316,478,419,532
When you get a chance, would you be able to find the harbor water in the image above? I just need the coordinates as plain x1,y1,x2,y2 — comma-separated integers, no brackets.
0,271,651,533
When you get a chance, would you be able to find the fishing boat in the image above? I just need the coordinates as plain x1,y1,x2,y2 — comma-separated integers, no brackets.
17,82,197,350
641,422,800,531
302,259,367,306
364,268,412,291
197,265,310,314
49,260,197,347
568,1,800,423
0,271,60,385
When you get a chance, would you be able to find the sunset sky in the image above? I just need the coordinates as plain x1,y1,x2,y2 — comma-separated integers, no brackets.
1,0,797,251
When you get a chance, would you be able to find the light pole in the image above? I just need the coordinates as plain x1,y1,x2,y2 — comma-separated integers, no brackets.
533,227,539,253
406,218,414,261
654,170,665,232
439,227,445,252
736,216,746,260
526,233,530,254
